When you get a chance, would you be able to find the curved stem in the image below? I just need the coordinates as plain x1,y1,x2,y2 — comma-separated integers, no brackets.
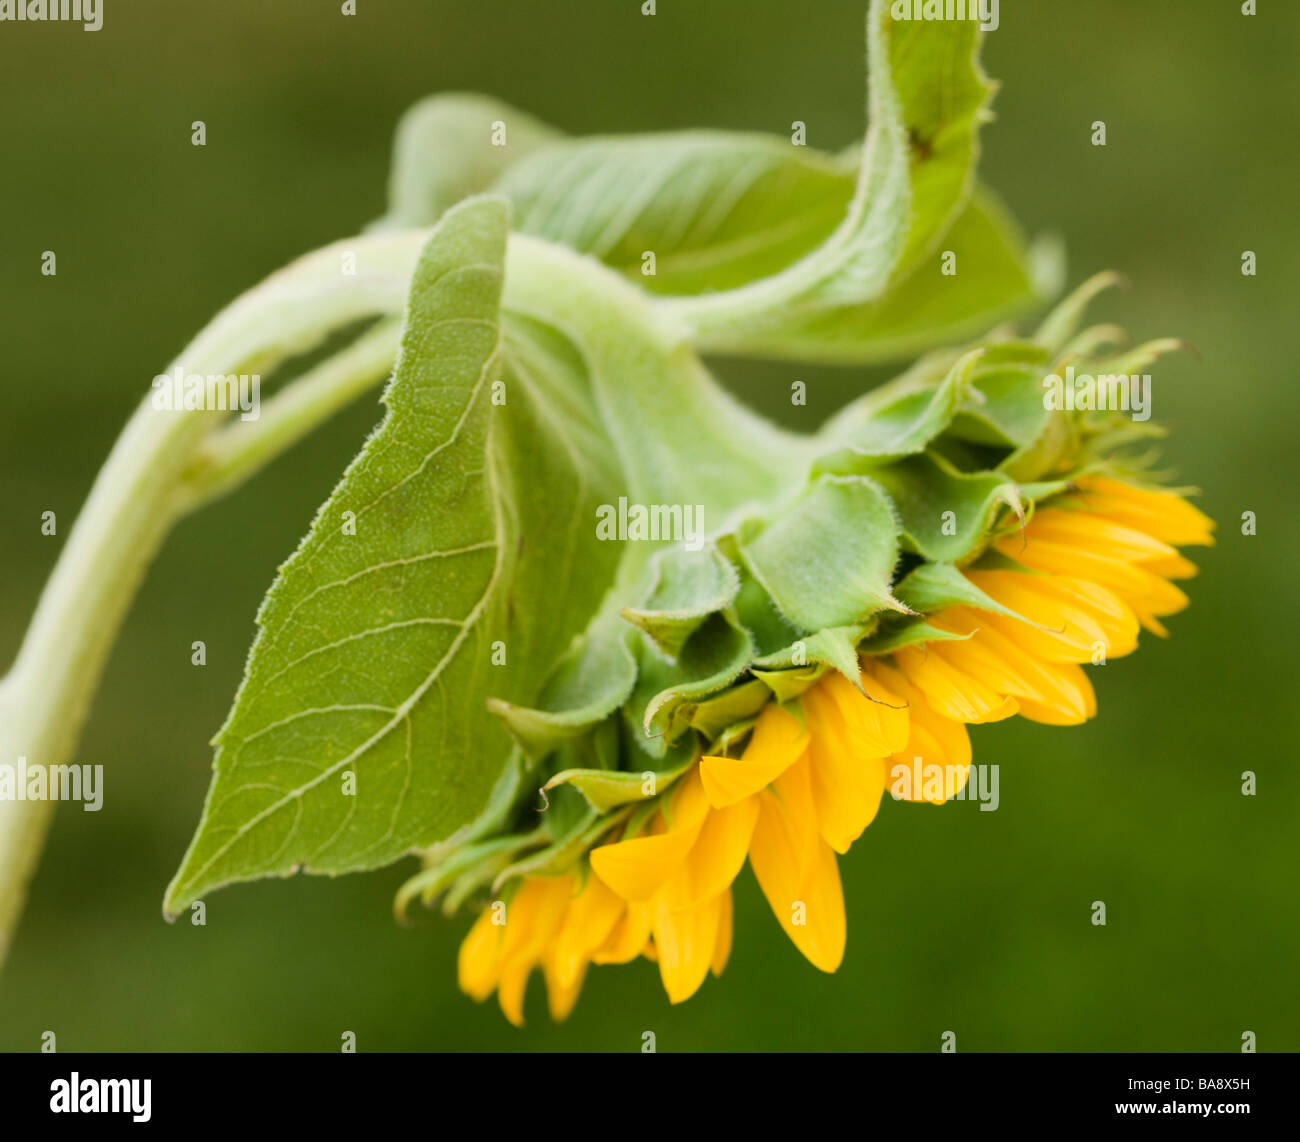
0,237,422,969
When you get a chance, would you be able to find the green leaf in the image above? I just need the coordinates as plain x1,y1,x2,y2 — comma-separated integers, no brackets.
739,474,907,632
166,197,515,914
951,362,1051,449
751,664,827,703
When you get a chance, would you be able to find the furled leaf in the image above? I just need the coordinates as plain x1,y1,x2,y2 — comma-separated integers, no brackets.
472,2,1048,364
660,3,1035,357
380,94,562,228
698,189,1054,363
496,132,855,295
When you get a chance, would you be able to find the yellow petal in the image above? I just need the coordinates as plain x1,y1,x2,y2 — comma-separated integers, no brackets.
492,875,574,1026
1013,668,1096,724
888,726,964,801
700,704,808,808
799,839,847,972
934,608,1096,724
457,905,504,1001
749,789,846,973
1141,551,1199,579
769,756,820,882
660,763,712,833
711,889,734,977
868,660,973,802
964,573,1116,662
550,873,625,990
542,949,587,1023
820,669,909,756
592,900,653,965
893,641,1020,723
652,890,721,1004
496,961,531,1027
1027,507,1180,563
680,795,760,906
590,768,710,900
994,534,1159,602
590,832,694,901
802,682,887,852
1075,476,1216,546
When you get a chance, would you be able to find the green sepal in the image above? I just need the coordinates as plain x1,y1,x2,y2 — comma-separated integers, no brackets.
486,616,637,760
544,752,696,814
620,544,741,658
709,715,763,755
870,451,1024,562
731,572,802,657
738,473,908,632
752,623,871,688
1034,271,1124,353
394,832,540,922
860,618,971,654
688,679,774,741
491,806,631,892
894,561,1046,629
819,347,983,463
635,611,755,744
752,663,828,703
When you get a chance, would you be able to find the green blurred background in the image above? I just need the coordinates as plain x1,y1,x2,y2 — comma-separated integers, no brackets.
2,0,1296,1051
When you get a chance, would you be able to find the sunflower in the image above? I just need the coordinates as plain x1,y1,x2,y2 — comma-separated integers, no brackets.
457,475,1214,1023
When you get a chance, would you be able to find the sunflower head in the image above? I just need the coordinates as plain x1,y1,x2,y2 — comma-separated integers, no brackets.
395,277,1213,1025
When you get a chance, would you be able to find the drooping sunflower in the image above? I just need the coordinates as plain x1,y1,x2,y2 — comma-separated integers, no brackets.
454,474,1213,1023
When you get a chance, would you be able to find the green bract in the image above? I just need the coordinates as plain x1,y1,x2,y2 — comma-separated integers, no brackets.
155,1,1173,919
